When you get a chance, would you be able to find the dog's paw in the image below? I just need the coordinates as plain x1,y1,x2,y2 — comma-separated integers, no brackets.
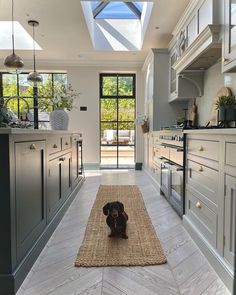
121,234,128,239
108,233,115,238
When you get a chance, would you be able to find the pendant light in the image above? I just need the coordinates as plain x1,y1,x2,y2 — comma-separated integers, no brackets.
4,0,24,73
27,20,42,84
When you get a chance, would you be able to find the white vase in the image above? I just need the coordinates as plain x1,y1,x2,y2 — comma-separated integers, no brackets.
50,108,69,130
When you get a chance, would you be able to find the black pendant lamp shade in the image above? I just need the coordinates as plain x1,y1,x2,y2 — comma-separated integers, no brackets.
27,20,42,84
4,0,24,73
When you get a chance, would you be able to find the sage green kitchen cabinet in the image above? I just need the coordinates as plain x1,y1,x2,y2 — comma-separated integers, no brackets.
224,174,236,267
184,130,236,293
223,0,236,72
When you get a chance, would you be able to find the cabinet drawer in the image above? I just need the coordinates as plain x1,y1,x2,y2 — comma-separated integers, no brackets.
186,189,217,247
48,137,61,155
187,159,219,206
160,145,169,159
62,136,71,150
153,146,161,163
169,147,183,166
187,138,219,161
225,142,236,167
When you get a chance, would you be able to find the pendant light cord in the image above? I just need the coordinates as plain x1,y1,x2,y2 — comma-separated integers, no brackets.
11,0,15,54
32,24,36,72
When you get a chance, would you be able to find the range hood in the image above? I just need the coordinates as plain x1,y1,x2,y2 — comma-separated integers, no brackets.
173,25,222,74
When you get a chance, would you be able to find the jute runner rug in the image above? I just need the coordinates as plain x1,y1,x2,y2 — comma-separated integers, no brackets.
75,185,166,267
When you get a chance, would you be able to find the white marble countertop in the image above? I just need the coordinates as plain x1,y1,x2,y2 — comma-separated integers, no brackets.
183,128,236,135
0,128,81,134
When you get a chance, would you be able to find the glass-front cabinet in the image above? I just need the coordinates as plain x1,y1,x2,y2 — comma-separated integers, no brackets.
169,47,177,101
223,0,236,72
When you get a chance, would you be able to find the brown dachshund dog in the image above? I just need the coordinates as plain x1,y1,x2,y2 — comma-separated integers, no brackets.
103,201,128,239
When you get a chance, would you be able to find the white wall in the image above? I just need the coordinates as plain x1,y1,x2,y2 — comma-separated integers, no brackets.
196,62,236,125
33,64,144,167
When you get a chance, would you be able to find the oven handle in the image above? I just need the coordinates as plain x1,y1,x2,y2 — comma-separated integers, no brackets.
176,148,184,152
170,166,184,172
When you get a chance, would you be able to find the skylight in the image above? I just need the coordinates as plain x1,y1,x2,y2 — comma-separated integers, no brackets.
92,1,143,19
81,1,153,51
0,21,41,50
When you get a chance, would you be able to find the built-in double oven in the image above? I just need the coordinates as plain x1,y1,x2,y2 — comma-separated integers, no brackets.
159,130,185,216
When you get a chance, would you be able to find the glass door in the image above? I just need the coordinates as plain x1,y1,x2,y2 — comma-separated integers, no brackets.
100,74,135,169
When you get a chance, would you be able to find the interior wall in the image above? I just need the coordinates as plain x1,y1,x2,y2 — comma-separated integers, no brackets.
34,64,144,167
196,62,236,126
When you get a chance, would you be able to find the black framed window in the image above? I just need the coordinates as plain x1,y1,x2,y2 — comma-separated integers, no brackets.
100,73,136,169
0,72,67,129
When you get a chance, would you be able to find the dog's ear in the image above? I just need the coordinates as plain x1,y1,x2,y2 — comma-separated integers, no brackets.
103,203,110,216
116,201,124,213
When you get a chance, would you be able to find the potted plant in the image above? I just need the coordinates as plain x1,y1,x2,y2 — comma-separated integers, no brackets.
41,83,80,130
215,95,236,126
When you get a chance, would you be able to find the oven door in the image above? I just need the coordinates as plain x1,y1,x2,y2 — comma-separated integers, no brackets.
160,160,170,198
169,164,184,216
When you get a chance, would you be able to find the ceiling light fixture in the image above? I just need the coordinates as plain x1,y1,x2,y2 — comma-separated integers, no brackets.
27,20,42,84
4,0,24,73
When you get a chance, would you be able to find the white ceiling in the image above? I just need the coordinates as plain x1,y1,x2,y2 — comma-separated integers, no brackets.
0,0,189,67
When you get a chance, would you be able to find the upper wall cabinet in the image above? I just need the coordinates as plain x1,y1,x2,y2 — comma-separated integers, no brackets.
223,0,236,72
169,45,204,102
170,0,222,74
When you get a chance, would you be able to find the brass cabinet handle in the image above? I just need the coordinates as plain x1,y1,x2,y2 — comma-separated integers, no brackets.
30,143,36,150
59,157,65,161
65,142,69,146
198,166,203,172
222,57,229,63
196,201,202,209
53,144,58,148
198,145,204,151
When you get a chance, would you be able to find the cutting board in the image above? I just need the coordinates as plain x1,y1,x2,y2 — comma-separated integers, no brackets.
208,87,232,126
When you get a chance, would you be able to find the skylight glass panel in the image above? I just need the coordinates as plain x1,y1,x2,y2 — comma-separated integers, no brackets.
91,1,100,10
133,2,143,10
0,21,41,50
95,2,141,19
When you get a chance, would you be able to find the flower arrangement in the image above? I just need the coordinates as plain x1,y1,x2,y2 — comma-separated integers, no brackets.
134,114,147,125
41,83,80,112
134,114,149,133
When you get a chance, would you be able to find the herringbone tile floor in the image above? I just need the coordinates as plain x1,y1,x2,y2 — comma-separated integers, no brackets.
16,170,230,295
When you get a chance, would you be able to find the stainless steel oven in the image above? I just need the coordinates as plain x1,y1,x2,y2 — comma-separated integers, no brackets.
169,163,184,216
160,159,170,197
159,129,185,217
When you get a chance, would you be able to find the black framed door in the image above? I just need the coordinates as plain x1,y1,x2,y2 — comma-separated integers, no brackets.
100,73,136,169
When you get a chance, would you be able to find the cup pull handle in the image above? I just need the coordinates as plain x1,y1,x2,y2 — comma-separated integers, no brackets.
198,146,204,151
196,201,202,209
53,144,58,148
198,166,203,172
30,144,36,150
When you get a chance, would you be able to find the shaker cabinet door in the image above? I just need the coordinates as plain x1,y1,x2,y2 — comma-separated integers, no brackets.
60,152,72,200
223,0,236,71
15,141,46,262
71,137,79,188
224,174,236,267
47,157,61,221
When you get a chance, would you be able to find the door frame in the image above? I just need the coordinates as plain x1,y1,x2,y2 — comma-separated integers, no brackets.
99,73,136,169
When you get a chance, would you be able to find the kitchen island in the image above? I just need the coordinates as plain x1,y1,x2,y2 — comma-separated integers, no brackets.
0,129,84,295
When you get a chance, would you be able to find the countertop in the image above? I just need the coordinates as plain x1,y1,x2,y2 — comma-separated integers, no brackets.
183,128,236,135
0,128,81,135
